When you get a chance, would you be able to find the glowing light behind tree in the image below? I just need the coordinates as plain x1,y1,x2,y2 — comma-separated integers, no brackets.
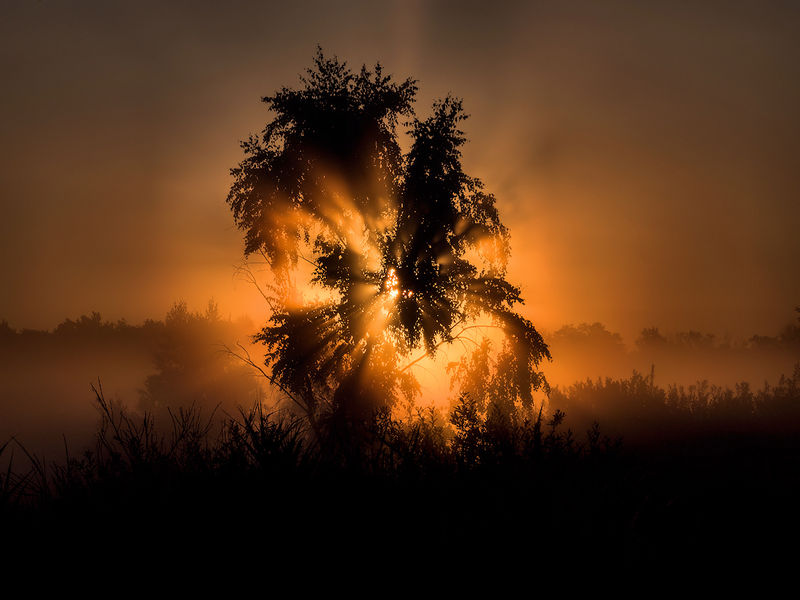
227,49,550,423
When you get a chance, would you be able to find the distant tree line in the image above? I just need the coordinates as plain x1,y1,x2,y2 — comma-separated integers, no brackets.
0,302,264,418
542,309,800,387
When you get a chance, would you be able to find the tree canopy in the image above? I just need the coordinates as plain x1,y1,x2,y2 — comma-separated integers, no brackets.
227,49,550,424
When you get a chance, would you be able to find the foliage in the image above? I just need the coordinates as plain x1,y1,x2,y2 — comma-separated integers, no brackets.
139,301,263,416
227,49,550,423
448,338,550,418
5,367,800,572
549,363,800,441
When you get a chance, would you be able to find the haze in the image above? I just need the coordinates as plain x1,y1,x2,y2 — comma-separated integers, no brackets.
2,0,799,343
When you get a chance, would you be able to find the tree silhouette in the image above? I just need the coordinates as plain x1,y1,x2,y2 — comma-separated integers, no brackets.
139,301,263,416
227,49,550,427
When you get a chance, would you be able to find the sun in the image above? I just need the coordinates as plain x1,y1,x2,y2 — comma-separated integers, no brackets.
383,267,400,300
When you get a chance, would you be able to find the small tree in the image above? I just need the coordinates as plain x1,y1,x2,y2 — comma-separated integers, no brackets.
140,301,263,416
227,49,550,427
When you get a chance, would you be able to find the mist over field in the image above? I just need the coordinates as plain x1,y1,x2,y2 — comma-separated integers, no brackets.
2,304,797,461
0,303,266,460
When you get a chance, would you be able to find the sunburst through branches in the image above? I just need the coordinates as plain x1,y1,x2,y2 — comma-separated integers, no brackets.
227,48,550,425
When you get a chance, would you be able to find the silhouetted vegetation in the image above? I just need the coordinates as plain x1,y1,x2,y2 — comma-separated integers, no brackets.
2,304,798,572
139,300,263,416
226,48,549,431
3,363,800,572
543,309,800,387
0,303,263,460
3,48,799,574
550,364,800,444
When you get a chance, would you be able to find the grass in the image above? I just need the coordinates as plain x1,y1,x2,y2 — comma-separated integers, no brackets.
2,368,800,576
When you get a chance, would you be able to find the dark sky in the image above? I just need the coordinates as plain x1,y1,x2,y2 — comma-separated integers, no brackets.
2,0,798,341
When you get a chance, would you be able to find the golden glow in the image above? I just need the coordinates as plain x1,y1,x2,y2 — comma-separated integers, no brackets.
383,267,400,300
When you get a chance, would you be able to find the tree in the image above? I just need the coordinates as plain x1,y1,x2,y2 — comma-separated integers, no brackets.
227,49,550,428
140,301,263,417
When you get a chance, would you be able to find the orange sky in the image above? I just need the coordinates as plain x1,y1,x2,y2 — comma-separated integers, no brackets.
1,1,799,343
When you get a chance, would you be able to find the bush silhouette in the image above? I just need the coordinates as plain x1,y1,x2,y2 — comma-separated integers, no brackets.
139,301,262,417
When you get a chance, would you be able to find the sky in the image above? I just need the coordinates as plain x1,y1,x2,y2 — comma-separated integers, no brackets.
1,0,799,343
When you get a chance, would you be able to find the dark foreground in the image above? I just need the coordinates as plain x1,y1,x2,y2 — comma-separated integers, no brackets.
2,386,800,579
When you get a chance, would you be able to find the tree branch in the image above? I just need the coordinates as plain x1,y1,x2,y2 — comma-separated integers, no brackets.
399,322,506,373
223,341,311,418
